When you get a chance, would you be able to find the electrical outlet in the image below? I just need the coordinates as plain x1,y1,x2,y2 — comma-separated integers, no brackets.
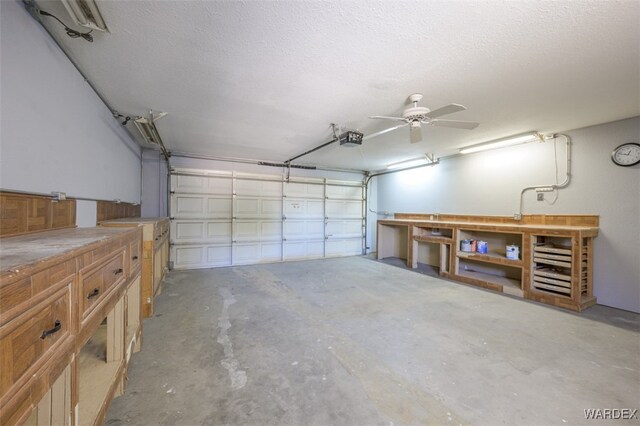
537,193,544,201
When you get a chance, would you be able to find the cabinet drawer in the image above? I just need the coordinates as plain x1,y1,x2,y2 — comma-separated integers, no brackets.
154,222,169,245
0,285,71,397
130,239,141,274
103,252,126,290
0,260,75,326
80,251,126,318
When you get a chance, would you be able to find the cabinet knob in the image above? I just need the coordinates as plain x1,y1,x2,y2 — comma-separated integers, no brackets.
87,288,100,299
40,320,62,339
114,268,124,275
132,256,138,261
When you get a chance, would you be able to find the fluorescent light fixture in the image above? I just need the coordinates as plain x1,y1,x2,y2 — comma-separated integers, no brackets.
61,0,108,32
386,157,429,170
134,118,163,146
459,132,543,154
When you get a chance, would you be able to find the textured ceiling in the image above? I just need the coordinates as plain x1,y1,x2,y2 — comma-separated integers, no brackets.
37,0,640,171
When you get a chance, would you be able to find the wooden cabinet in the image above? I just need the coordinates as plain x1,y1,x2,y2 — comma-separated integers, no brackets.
99,218,170,317
378,214,599,312
0,227,143,425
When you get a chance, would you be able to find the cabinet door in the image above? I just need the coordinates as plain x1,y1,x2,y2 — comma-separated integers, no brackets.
23,364,72,426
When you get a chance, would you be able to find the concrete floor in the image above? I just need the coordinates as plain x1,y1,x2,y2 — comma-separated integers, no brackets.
106,256,639,425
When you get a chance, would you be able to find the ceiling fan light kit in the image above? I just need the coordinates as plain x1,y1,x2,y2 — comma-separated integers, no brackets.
459,132,544,154
368,93,480,144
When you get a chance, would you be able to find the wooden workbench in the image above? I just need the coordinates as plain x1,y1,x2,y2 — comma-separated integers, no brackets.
377,214,599,312
1,227,143,425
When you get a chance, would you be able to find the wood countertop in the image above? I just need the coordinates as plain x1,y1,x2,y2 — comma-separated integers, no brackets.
0,227,137,273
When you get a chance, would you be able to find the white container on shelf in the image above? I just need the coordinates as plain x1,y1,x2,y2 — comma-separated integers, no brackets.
506,245,520,260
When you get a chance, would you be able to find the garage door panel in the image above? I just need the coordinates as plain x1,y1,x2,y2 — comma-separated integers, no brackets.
172,244,233,269
235,197,282,219
233,242,282,265
174,221,203,240
284,182,324,199
234,220,282,242
236,179,282,197
208,221,233,242
172,175,205,193
326,185,362,200
325,238,362,256
171,174,232,194
208,177,233,194
173,246,203,267
283,220,324,240
284,199,324,219
171,194,232,218
326,220,362,239
208,245,233,266
207,198,232,217
326,200,362,219
172,195,204,217
172,220,232,244
284,241,324,260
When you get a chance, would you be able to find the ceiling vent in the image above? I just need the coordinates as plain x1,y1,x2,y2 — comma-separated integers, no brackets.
61,0,108,32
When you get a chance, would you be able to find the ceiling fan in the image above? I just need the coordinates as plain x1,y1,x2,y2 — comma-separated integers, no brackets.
366,94,479,143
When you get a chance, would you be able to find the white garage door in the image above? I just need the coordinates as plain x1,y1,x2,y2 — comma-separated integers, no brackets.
170,168,364,270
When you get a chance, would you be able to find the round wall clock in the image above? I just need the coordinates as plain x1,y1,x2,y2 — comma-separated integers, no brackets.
611,143,640,167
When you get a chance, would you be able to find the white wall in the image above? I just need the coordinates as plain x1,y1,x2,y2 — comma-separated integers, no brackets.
377,117,640,313
141,150,168,217
0,0,141,225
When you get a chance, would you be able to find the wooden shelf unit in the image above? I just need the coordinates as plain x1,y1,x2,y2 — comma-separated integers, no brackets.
411,224,454,275
0,227,143,425
528,233,595,311
377,214,599,311
99,218,170,318
453,228,524,295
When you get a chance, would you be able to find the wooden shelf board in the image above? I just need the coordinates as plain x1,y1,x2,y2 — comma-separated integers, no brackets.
533,245,571,255
457,269,523,297
414,235,452,244
534,268,572,281
533,257,572,268
533,281,571,295
78,324,122,426
457,251,523,268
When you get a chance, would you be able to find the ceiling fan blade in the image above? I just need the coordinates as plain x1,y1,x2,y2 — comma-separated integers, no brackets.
369,115,408,122
424,103,467,119
429,119,479,130
362,123,409,141
410,125,423,144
